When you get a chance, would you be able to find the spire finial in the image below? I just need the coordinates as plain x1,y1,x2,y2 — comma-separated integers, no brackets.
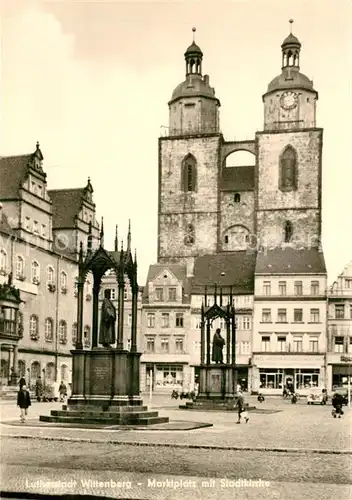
289,19,294,33
36,141,40,150
100,216,104,247
127,219,131,251
192,27,196,42
114,224,118,252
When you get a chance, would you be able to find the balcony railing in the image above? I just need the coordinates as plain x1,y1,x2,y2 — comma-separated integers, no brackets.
0,319,21,339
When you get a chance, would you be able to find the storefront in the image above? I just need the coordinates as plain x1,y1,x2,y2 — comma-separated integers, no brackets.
140,358,193,392
326,355,352,390
251,354,326,395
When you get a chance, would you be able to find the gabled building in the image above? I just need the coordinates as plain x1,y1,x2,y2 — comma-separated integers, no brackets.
327,261,352,390
0,143,100,387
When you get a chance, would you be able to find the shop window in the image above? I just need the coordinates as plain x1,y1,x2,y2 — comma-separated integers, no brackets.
295,369,319,390
259,369,283,389
155,364,183,388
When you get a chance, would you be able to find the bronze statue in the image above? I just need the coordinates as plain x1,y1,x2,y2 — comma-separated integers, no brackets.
212,328,225,364
99,289,116,347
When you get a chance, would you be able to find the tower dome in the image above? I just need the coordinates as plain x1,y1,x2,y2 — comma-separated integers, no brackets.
262,20,318,131
168,28,220,136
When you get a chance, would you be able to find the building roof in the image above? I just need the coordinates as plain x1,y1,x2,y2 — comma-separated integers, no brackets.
49,188,86,228
220,166,254,191
191,251,256,295
145,263,187,283
185,42,203,55
282,33,301,47
255,248,327,275
0,154,32,199
170,75,219,104
266,68,315,93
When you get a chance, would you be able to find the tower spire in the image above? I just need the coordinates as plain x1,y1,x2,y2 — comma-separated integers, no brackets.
114,224,118,251
127,219,131,252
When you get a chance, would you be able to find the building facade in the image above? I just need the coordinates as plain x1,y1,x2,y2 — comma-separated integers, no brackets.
147,27,328,393
327,262,352,390
0,144,100,388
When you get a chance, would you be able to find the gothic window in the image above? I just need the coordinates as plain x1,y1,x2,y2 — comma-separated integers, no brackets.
279,146,297,191
181,154,197,192
284,221,293,243
184,224,195,245
234,193,241,203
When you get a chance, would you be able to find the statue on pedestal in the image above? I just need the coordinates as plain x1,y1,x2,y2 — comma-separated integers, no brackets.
99,289,116,347
212,328,225,364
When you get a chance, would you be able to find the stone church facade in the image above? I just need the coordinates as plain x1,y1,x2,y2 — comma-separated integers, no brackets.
144,27,328,394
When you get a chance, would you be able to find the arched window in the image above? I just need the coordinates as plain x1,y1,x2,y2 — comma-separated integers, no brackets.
46,362,55,382
184,224,195,245
18,360,26,377
16,256,24,279
72,323,77,345
181,154,197,192
234,193,241,203
0,249,7,272
60,271,67,291
84,325,91,348
284,221,293,243
29,315,39,340
59,320,67,344
31,261,40,284
30,361,40,379
47,266,55,286
45,317,54,342
60,364,68,381
279,146,297,191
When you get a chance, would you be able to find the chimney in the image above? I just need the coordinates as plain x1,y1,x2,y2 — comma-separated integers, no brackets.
186,257,195,278
203,74,209,85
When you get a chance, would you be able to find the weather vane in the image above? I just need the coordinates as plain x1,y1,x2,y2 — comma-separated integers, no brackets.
192,27,196,42
289,19,294,33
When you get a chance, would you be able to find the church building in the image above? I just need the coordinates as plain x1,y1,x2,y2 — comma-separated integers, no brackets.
145,24,327,393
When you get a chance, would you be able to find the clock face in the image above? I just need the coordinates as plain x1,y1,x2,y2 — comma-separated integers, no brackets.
280,91,298,110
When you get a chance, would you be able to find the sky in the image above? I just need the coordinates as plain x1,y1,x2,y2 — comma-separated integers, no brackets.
0,0,351,285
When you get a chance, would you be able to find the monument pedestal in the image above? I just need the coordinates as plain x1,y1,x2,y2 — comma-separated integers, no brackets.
40,349,169,426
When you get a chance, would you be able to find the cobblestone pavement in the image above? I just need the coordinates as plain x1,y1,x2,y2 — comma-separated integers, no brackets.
1,439,351,499
1,397,351,452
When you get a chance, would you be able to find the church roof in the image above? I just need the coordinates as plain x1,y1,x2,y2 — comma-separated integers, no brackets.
170,75,219,104
0,154,32,199
48,188,86,229
266,69,315,93
282,33,301,47
255,248,327,275
220,166,254,191
191,251,256,295
185,42,203,55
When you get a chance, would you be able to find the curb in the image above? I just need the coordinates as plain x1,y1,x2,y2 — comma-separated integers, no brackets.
2,433,351,455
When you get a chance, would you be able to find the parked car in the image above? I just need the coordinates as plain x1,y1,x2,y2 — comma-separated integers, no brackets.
307,389,328,405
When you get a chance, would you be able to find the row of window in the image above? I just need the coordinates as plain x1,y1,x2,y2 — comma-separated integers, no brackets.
104,287,132,301
259,369,320,390
145,336,185,354
261,308,321,323
153,287,178,302
259,334,321,353
24,216,47,237
193,340,251,355
261,280,321,296
333,304,352,320
147,312,184,328
28,315,91,347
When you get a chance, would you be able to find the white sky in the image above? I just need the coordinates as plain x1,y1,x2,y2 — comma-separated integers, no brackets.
1,0,351,284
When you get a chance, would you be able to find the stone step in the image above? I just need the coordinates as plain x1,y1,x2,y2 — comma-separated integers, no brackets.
50,409,159,419
39,414,169,426
63,403,145,412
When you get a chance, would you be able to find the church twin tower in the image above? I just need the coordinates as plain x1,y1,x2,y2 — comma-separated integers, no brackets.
157,26,323,264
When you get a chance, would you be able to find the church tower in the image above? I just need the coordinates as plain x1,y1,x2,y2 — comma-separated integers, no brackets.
158,29,222,264
256,22,323,250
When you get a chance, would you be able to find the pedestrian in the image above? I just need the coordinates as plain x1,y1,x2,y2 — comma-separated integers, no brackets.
332,392,344,418
17,384,31,423
35,376,43,401
59,381,67,402
19,377,26,389
236,390,249,424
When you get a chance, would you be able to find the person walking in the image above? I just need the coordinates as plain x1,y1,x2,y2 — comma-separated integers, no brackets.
236,390,249,424
332,392,344,418
17,384,31,423
59,381,67,402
